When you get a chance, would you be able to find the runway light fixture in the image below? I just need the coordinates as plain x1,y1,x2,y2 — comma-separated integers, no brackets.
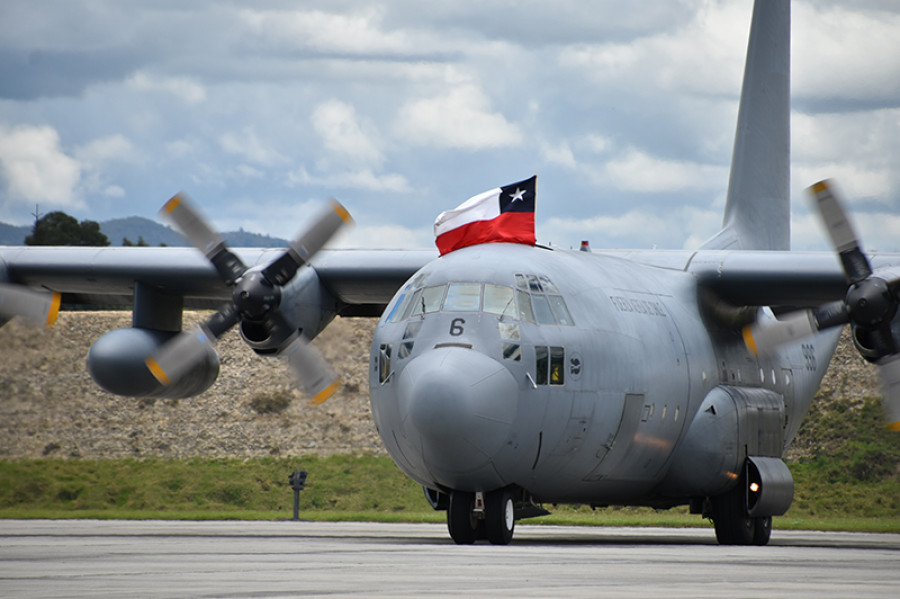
289,469,309,521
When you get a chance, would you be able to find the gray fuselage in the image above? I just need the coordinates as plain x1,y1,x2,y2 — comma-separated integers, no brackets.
369,243,837,506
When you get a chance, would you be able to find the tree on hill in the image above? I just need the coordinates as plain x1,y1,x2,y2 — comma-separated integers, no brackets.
122,236,150,246
26,211,110,246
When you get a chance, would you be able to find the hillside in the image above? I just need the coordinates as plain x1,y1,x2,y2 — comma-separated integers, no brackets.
0,217,288,247
0,312,380,459
0,312,897,477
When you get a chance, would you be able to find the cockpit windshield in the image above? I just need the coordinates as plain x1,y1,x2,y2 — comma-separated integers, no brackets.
389,274,574,325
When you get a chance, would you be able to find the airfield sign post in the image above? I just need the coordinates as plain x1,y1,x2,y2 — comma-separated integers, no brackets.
289,469,308,521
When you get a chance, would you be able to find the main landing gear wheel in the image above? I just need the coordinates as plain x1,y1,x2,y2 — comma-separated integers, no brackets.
485,489,515,545
711,482,771,546
447,492,481,545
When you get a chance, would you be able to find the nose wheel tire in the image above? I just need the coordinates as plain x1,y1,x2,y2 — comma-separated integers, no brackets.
447,492,479,545
485,489,515,545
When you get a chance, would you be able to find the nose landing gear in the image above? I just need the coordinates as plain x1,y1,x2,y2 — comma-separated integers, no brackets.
447,489,516,545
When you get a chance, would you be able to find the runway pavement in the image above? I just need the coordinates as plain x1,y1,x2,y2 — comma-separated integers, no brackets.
2,519,898,598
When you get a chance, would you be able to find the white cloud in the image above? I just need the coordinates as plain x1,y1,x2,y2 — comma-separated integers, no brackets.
793,3,900,103
311,100,384,167
791,109,900,207
558,2,750,97
0,1,897,252
287,166,410,193
540,141,576,169
0,123,83,213
238,7,413,56
219,127,289,167
542,205,721,250
75,135,139,167
395,84,523,150
102,185,126,198
598,148,728,193
331,223,433,250
126,71,206,105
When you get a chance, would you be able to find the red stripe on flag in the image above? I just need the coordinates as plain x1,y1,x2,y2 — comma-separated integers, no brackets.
435,211,535,255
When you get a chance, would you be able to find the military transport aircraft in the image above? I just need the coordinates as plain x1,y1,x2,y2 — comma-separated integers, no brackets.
1,0,898,546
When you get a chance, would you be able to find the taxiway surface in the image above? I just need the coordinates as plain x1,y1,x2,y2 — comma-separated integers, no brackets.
2,519,898,598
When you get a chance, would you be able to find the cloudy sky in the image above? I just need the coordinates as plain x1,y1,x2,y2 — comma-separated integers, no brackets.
1,0,898,252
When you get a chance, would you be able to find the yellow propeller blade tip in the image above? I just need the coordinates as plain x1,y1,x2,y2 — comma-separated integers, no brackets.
44,292,62,329
329,200,354,225
309,380,341,406
810,180,830,194
162,194,184,215
741,326,759,357
145,357,172,386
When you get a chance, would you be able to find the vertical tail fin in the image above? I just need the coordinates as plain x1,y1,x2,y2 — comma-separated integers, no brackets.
700,0,791,251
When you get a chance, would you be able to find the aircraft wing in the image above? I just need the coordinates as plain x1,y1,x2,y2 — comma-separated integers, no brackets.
605,249,900,307
0,246,436,314
4,244,900,314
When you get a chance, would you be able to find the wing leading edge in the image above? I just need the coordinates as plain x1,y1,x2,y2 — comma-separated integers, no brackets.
0,246,436,313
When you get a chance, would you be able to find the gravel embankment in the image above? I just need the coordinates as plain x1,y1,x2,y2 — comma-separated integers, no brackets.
0,312,880,460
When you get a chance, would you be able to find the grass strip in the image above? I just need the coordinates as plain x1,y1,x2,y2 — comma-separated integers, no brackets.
1,456,897,533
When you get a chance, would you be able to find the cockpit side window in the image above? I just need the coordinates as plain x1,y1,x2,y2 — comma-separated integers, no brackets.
398,288,422,321
409,285,445,317
531,294,556,324
538,275,559,293
534,345,565,385
547,295,574,326
513,273,574,326
516,289,536,322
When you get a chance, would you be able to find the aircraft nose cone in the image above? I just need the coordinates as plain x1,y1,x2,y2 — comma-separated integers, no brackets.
397,347,518,484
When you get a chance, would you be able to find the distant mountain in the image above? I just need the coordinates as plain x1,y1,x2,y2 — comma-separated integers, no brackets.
0,222,30,245
0,216,289,248
101,217,186,247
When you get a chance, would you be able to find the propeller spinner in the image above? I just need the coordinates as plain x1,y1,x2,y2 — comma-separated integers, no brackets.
742,180,900,430
146,194,352,404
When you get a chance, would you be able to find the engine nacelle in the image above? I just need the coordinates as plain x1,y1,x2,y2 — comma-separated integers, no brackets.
87,327,219,399
239,265,337,353
660,385,785,497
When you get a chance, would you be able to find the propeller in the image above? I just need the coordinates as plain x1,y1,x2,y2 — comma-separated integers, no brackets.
0,284,61,329
146,193,352,404
742,180,900,430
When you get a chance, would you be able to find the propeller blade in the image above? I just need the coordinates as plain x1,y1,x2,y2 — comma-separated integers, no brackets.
0,284,61,329
743,311,819,356
263,200,353,286
809,180,872,284
146,305,240,385
146,325,217,385
281,334,340,405
161,193,247,284
877,355,900,431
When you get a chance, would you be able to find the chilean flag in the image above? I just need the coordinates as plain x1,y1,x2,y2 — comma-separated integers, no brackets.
434,175,537,256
